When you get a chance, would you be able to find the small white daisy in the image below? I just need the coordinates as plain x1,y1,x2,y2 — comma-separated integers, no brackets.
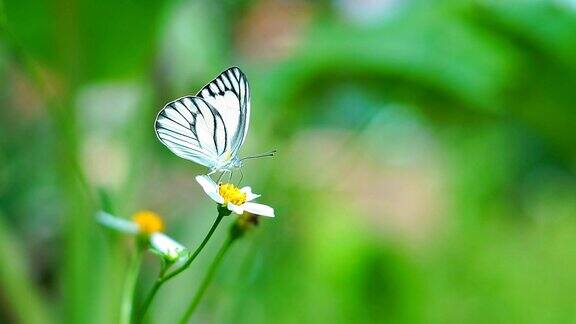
196,175,275,217
96,210,187,262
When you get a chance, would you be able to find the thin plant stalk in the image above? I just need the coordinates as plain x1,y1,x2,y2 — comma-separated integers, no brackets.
120,247,143,324
134,262,168,323
179,235,236,323
136,213,225,323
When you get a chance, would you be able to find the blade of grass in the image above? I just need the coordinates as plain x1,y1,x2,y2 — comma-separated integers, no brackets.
0,211,52,324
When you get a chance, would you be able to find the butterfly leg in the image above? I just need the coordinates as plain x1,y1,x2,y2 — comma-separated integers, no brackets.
237,168,244,186
228,170,234,183
217,171,226,184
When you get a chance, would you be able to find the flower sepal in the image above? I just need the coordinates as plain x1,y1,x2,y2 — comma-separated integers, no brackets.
149,232,188,264
149,243,189,266
217,204,233,217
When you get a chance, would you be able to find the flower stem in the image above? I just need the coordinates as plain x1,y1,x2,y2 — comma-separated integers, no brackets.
120,246,143,324
163,213,225,281
136,213,225,323
133,262,167,323
179,235,235,323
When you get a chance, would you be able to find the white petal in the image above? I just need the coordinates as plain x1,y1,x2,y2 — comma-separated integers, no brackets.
196,175,224,204
242,202,275,217
150,233,187,261
227,203,245,215
240,186,261,201
96,211,139,234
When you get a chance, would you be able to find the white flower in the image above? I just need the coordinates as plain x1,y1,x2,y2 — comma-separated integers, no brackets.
96,210,187,262
196,175,275,217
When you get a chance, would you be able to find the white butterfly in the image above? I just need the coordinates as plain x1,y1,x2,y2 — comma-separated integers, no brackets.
155,67,272,175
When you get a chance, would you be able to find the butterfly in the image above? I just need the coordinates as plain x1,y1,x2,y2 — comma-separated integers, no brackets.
155,67,273,175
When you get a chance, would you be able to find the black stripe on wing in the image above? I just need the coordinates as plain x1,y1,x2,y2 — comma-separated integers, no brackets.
197,67,250,153
155,96,205,159
198,67,247,105
155,95,230,161
186,96,228,156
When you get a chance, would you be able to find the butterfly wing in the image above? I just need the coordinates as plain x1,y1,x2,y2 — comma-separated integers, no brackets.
197,67,250,157
155,96,230,168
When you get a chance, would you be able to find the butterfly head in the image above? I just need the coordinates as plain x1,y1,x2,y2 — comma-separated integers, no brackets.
228,157,244,169
211,154,243,173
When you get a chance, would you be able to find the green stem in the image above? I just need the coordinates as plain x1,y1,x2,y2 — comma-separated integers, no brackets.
136,213,225,323
120,247,143,324
179,235,235,324
133,261,168,324
164,213,225,281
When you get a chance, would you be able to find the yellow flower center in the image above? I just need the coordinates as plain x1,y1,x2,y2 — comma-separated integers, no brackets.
132,210,164,234
218,183,247,205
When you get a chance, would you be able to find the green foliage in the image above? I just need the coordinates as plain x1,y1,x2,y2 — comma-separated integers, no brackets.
1,0,575,323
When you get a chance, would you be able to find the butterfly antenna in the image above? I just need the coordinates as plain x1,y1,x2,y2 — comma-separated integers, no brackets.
240,149,277,161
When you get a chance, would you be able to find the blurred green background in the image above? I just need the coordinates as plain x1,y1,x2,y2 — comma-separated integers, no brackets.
1,0,576,323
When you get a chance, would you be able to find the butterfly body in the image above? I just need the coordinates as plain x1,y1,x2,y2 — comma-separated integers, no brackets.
155,67,251,174
210,152,243,174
